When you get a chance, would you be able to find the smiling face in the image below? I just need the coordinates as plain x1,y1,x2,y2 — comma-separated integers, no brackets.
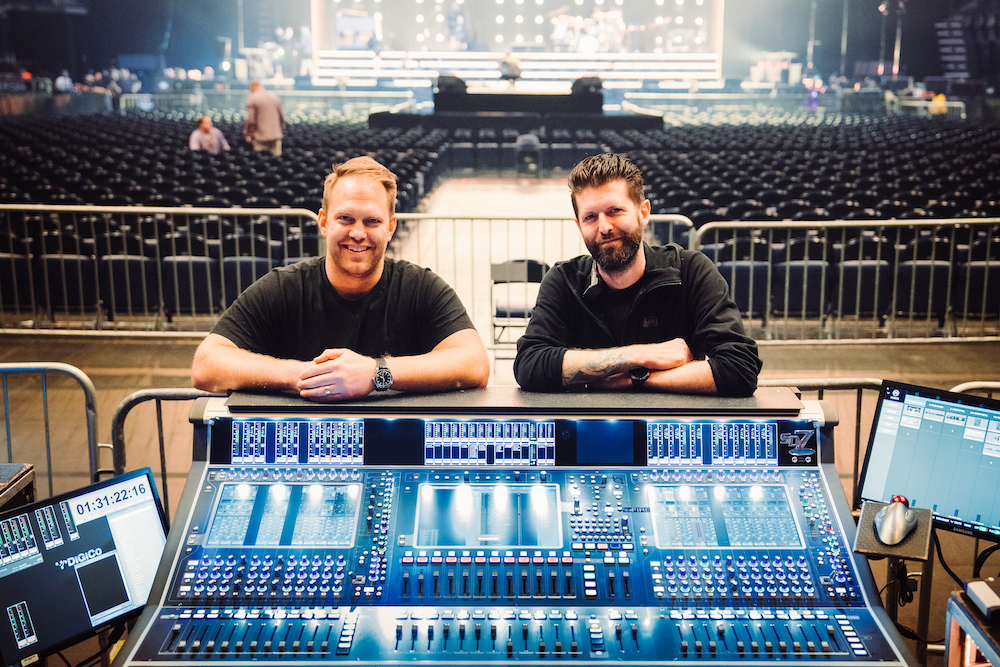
574,179,649,277
319,175,397,297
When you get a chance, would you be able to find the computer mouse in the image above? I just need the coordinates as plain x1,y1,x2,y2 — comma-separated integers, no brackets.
873,496,919,546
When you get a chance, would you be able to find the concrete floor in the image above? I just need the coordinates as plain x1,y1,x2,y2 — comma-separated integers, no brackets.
4,177,1000,666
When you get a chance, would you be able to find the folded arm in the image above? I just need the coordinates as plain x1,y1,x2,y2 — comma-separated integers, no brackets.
562,338,717,394
192,329,490,400
192,333,311,394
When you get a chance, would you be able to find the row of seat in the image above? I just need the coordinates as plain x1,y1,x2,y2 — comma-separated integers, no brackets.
0,250,304,319
0,112,448,213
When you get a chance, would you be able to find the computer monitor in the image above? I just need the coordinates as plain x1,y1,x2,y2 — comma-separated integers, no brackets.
0,468,167,667
857,380,1000,542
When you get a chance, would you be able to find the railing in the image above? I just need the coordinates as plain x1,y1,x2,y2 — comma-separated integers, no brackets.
949,381,1000,398
691,218,1000,341
0,362,101,498
5,203,1000,344
109,388,219,525
759,377,883,508
1,204,320,331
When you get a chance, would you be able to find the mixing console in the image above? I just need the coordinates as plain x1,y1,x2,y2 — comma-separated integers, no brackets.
112,388,913,666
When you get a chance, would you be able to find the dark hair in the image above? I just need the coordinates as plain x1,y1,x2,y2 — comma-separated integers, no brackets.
568,153,645,219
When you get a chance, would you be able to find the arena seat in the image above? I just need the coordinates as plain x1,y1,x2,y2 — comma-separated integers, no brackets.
99,255,160,315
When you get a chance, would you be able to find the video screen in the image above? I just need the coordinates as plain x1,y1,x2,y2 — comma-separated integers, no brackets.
0,468,167,666
858,380,1000,541
414,483,562,548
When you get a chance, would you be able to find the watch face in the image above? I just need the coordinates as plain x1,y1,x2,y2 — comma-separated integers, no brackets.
374,367,393,391
629,367,650,385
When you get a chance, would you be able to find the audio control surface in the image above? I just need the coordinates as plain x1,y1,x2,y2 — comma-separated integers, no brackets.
113,388,914,666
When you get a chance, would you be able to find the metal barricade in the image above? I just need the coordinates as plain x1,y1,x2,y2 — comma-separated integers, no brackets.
692,218,1000,341
0,204,320,331
389,213,691,361
759,377,884,506
0,362,102,498
109,388,219,525
950,381,1000,398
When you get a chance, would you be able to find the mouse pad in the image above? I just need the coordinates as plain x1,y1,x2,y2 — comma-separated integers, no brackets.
853,501,933,561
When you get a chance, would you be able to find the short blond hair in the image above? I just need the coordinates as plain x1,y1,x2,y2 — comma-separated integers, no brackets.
322,156,398,217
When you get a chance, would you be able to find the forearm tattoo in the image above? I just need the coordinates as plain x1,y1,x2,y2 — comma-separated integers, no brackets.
564,349,630,385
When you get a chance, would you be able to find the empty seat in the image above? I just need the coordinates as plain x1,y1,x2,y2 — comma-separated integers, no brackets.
99,255,160,315
491,259,548,344
223,257,274,307
0,252,34,312
833,260,892,318
718,260,770,318
161,256,220,316
34,254,99,311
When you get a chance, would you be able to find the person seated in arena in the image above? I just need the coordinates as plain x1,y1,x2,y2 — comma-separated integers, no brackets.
188,115,230,154
192,156,490,401
513,153,761,397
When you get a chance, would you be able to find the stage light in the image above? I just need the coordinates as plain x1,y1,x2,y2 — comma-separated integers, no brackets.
416,14,424,22
695,16,703,25
675,0,683,4
535,15,543,23
436,13,444,21
496,15,504,23
515,14,523,22
436,33,444,41
516,34,524,42
496,34,504,42
676,15,683,24
535,35,543,42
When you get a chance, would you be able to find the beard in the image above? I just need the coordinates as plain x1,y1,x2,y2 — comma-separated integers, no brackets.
586,224,643,273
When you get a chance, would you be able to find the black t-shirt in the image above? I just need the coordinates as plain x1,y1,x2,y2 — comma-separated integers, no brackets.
211,258,475,361
592,276,645,343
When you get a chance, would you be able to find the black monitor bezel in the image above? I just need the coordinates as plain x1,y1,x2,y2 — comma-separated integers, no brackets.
856,379,1000,543
0,467,167,667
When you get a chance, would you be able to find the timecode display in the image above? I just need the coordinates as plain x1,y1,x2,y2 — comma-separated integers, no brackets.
73,481,149,523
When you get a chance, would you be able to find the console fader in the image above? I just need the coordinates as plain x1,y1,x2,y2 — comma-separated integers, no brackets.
113,388,914,666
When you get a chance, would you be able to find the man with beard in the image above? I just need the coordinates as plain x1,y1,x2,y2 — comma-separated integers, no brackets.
513,153,761,396
192,156,490,401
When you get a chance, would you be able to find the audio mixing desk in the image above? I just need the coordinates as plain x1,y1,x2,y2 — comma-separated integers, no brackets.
112,387,914,666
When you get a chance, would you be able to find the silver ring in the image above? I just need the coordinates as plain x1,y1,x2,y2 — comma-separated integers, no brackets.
324,387,331,396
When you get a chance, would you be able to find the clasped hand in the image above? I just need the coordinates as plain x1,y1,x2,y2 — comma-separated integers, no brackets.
296,348,376,401
588,338,694,390
637,338,693,371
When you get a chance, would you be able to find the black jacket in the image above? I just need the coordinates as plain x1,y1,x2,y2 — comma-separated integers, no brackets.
513,243,762,396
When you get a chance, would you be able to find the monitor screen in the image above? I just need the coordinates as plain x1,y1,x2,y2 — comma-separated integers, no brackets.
0,468,167,667
857,380,1000,542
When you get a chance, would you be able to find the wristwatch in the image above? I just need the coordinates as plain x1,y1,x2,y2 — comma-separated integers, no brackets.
373,357,393,392
629,367,651,387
